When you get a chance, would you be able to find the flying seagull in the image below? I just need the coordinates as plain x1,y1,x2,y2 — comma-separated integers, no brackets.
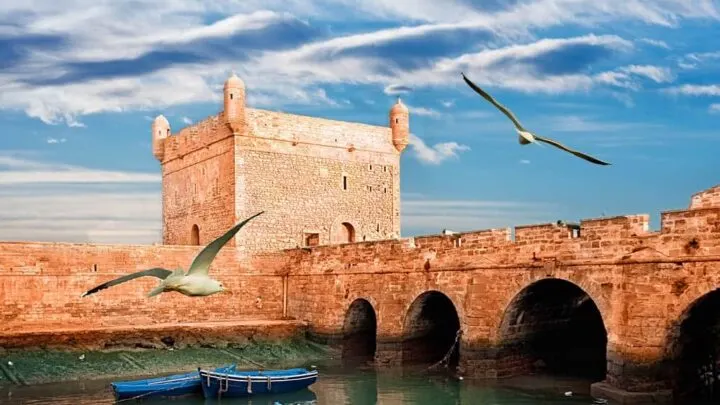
80,211,265,298
461,72,611,166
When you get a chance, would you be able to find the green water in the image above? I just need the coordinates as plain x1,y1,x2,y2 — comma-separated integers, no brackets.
0,362,620,405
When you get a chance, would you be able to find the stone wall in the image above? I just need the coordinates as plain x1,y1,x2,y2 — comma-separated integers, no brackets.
161,115,237,246
0,241,287,336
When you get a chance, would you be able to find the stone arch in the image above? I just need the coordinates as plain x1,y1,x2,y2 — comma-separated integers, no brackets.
341,298,377,365
330,219,358,244
190,224,200,245
401,290,461,369
665,287,720,401
496,277,608,380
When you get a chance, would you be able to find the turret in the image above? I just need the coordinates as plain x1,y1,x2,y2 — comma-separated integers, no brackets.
224,72,246,134
389,97,409,153
151,114,170,161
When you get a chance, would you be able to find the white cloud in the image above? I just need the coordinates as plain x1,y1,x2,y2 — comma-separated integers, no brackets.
618,65,674,83
46,137,67,144
441,100,455,108
0,155,161,185
384,84,413,95
664,84,720,96
0,153,161,244
638,38,670,49
182,116,194,125
710,103,720,114
519,159,531,164
408,133,470,165
401,197,560,234
407,105,441,118
0,1,718,125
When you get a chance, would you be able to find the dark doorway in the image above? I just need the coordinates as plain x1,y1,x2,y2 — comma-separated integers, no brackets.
402,291,461,369
667,288,720,402
190,224,200,245
497,278,607,380
342,299,377,365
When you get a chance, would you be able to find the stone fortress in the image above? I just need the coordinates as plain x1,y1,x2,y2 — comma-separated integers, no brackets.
151,73,408,252
1,73,720,404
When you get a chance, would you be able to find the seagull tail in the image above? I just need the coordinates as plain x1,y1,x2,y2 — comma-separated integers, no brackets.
147,285,165,298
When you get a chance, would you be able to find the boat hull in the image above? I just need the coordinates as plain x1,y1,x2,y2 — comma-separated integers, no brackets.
199,367,318,399
111,365,236,400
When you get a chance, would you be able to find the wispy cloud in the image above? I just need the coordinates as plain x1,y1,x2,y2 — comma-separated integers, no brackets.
1,1,718,126
182,116,193,125
710,103,720,114
46,137,67,144
401,197,560,234
546,115,662,132
519,159,531,164
407,105,442,118
638,38,670,49
408,133,470,165
0,153,161,243
663,84,720,96
384,84,413,95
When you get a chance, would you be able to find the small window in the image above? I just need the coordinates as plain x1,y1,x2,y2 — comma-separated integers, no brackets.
395,118,399,123
383,166,387,172
230,93,234,100
342,175,347,190
166,129,170,136
376,224,380,232
367,185,372,192
383,187,387,193
368,164,372,170
304,233,319,247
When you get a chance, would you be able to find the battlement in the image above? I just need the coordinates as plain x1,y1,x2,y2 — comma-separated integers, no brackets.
281,186,720,269
690,184,720,209
158,107,397,166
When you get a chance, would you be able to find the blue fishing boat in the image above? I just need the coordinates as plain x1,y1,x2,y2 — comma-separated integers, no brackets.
198,367,318,399
111,364,237,400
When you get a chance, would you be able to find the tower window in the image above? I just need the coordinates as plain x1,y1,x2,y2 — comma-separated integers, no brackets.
342,175,347,190
230,93,234,100
395,118,399,123
367,185,372,192
376,224,380,232
369,164,372,170
384,187,387,193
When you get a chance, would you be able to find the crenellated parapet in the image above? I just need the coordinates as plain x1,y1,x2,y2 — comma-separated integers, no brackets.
280,186,720,274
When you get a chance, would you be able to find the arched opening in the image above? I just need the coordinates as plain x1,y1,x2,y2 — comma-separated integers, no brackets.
402,291,461,369
341,299,377,365
667,288,720,402
341,222,355,243
190,224,199,245
497,278,607,380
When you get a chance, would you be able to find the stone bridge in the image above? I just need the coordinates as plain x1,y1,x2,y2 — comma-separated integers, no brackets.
285,185,720,404
1,186,719,404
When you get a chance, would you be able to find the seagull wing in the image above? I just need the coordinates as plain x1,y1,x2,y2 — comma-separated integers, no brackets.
461,72,527,132
533,135,611,165
81,267,173,297
186,211,265,276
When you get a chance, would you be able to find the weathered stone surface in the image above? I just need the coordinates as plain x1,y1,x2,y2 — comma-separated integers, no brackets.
154,75,408,252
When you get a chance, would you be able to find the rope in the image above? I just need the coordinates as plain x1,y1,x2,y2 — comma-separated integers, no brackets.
115,385,189,403
427,329,463,371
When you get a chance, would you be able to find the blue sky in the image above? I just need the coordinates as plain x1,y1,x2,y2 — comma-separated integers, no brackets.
0,0,719,244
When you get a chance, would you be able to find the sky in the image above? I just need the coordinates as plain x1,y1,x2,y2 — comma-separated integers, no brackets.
0,0,719,244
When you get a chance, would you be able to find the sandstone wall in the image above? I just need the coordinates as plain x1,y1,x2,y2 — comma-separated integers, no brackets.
0,242,287,335
161,116,238,246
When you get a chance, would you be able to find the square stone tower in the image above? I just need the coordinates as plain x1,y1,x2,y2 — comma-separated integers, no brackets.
151,73,410,253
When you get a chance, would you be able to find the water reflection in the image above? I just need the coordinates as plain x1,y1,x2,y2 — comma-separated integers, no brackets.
0,363,669,405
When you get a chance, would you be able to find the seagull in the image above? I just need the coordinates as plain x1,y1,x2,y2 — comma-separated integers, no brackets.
80,211,265,298
461,72,611,166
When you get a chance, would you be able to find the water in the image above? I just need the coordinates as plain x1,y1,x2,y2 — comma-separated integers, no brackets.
0,363,614,405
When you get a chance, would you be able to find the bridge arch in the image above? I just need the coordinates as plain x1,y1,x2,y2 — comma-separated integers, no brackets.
665,286,720,402
496,277,608,380
401,290,461,369
341,298,377,364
